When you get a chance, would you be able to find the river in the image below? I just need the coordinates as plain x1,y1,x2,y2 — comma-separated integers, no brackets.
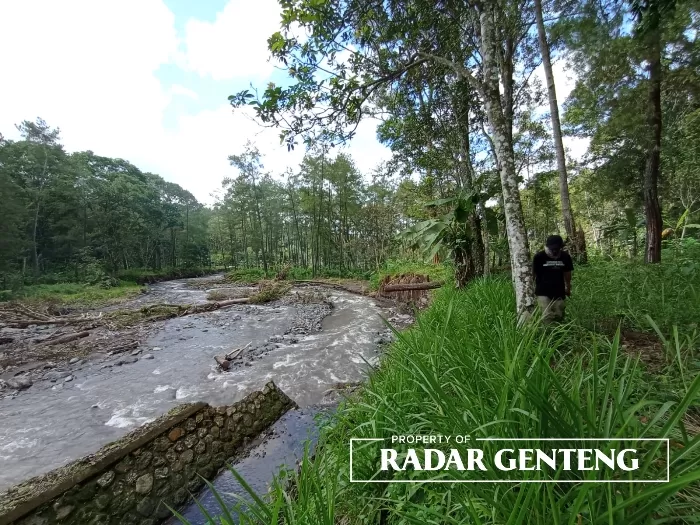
0,277,394,493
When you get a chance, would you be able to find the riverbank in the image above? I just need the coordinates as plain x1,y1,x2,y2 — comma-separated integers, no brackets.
198,260,700,524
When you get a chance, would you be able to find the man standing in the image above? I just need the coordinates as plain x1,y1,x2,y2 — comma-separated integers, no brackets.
533,235,573,323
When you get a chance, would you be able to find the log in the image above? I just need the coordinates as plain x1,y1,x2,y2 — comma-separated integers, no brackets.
381,282,443,293
226,342,251,360
7,319,77,328
40,330,90,346
214,355,231,370
213,298,249,307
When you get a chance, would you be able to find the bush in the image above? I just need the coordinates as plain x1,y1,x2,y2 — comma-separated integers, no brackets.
226,268,267,283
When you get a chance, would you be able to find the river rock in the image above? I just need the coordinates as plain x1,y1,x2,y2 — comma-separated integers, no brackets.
69,357,79,364
45,370,71,382
7,375,32,390
142,354,154,360
64,375,73,382
135,474,153,494
131,349,141,356
152,347,162,351
115,357,138,366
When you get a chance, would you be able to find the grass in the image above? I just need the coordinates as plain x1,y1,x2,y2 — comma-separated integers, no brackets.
8,281,143,306
226,268,268,283
368,259,454,290
226,266,372,283
569,258,700,338
118,267,223,285
206,288,251,301
174,258,700,524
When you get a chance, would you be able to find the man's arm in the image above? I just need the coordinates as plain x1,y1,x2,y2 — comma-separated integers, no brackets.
563,253,573,296
564,271,572,296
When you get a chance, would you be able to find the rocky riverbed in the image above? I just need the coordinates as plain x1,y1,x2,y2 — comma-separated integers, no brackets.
0,276,413,491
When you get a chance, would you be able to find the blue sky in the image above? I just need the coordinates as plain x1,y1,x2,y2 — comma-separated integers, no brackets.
0,0,392,204
0,0,585,204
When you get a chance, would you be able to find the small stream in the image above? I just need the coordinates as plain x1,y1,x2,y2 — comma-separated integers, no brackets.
0,278,391,492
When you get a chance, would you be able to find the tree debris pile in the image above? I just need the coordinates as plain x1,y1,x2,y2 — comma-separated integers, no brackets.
248,280,292,304
377,273,441,305
0,303,103,329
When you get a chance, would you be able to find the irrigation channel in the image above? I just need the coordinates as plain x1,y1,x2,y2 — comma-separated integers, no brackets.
0,276,411,523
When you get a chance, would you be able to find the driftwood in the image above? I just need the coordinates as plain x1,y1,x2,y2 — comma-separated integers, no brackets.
215,342,252,371
226,341,251,360
40,330,90,346
381,281,443,293
178,298,249,315
1,303,104,328
214,356,231,370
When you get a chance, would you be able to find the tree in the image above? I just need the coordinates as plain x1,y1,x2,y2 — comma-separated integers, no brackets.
231,0,541,318
533,0,587,261
631,0,675,263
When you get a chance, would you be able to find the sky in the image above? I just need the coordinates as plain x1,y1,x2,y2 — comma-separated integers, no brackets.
0,0,587,204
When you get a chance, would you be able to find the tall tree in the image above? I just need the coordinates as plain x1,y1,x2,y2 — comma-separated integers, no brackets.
632,0,673,263
231,0,541,317
534,0,586,261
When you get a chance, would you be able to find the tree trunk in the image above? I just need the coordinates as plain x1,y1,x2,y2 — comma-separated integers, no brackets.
479,7,536,319
643,23,663,264
534,0,585,262
455,80,485,277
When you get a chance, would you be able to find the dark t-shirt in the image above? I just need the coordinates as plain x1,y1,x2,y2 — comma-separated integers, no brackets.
533,250,573,299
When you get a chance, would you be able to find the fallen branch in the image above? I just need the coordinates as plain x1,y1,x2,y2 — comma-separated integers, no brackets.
39,331,90,346
226,341,251,360
381,281,443,293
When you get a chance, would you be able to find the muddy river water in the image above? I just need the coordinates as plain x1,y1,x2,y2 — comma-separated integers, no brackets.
0,278,395,497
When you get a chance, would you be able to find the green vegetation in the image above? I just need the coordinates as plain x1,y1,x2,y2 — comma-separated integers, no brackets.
8,281,143,306
226,268,268,284
117,267,222,285
368,260,454,291
248,281,293,304
180,256,700,524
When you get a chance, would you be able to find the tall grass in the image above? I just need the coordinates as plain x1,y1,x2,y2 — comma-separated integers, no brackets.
176,276,700,524
5,281,143,305
569,259,700,338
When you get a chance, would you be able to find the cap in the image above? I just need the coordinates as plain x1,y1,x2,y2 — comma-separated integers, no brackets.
546,235,564,248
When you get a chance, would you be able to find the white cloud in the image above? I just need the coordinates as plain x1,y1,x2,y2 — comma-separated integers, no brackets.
170,84,199,100
178,0,283,81
148,107,391,203
0,0,177,167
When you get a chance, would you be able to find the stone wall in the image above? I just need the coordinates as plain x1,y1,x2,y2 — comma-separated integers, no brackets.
0,382,296,525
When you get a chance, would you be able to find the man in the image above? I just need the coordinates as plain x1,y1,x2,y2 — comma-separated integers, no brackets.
533,235,573,324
